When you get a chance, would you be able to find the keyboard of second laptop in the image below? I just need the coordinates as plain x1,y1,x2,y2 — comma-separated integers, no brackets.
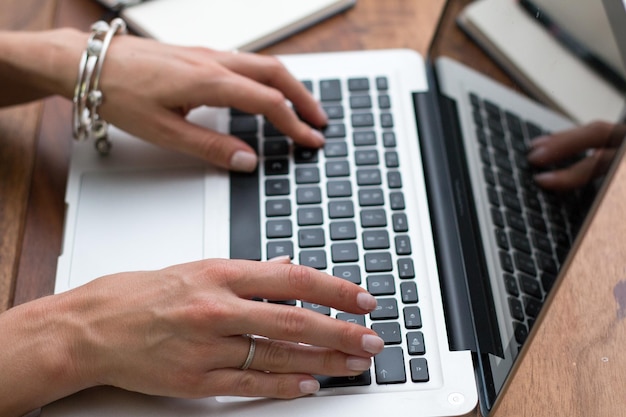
467,92,585,348
229,75,431,389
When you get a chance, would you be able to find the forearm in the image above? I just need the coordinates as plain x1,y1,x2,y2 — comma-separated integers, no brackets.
0,28,87,107
0,295,88,417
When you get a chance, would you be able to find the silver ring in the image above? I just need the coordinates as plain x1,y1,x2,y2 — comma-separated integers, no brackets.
240,335,256,370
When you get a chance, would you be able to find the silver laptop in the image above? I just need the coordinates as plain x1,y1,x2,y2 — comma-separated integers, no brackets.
44,0,626,416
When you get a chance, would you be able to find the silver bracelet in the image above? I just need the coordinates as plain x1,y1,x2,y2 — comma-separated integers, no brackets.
72,18,127,155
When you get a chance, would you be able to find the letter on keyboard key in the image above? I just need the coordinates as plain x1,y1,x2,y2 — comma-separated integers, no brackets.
374,347,406,384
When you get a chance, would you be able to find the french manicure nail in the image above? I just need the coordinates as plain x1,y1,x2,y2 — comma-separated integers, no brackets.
230,150,258,172
362,334,384,354
356,292,377,311
299,379,320,394
346,356,372,372
311,128,326,146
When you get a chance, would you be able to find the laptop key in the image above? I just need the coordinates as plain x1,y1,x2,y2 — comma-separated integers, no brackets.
316,372,372,388
331,242,359,263
372,322,402,345
365,252,393,272
336,313,366,326
367,274,395,295
403,306,422,328
327,180,352,198
265,178,290,196
297,207,323,226
370,298,399,320
298,228,325,248
350,95,373,109
392,212,408,232
330,221,357,240
374,347,406,384
266,241,294,260
266,199,291,217
324,141,348,157
360,209,387,227
407,332,426,355
409,358,429,382
390,192,405,210
398,258,415,278
333,265,361,284
348,77,370,91
319,79,342,101
230,170,261,260
362,230,390,249
400,281,419,303
299,250,327,269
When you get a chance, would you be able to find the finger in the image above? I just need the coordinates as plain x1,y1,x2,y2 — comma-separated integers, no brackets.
528,121,616,166
243,338,372,376
533,150,614,190
212,51,328,128
198,369,321,399
226,301,383,357
224,262,377,314
111,103,260,172
206,71,325,148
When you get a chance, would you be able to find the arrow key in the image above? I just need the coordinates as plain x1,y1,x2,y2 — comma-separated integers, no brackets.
374,347,406,384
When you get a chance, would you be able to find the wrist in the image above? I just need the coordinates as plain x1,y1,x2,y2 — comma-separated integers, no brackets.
0,28,87,105
0,294,93,415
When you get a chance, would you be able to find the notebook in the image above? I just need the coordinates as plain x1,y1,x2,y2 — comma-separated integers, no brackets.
44,0,626,416
118,0,357,52
457,0,625,125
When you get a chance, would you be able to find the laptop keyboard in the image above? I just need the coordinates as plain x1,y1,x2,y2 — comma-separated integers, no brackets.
229,75,430,388
468,92,583,347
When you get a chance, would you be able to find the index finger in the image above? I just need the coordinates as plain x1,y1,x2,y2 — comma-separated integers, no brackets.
212,51,328,128
224,261,377,315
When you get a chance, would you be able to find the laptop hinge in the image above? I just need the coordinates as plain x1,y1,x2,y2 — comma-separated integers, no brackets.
413,87,477,354
415,65,504,358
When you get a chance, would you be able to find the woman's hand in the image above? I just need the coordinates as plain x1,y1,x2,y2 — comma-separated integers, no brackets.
527,121,626,190
0,28,327,171
67,258,382,398
96,34,327,171
0,258,383,416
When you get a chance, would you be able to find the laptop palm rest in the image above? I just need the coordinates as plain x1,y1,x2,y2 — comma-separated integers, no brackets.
68,167,205,287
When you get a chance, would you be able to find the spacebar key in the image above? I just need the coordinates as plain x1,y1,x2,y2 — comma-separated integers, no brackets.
230,171,261,260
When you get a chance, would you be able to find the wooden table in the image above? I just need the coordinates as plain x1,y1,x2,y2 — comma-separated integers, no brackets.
2,1,625,416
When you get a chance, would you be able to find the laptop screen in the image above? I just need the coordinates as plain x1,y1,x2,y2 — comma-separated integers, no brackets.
429,0,626,413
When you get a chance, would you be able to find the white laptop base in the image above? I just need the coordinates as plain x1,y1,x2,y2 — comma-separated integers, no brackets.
46,49,573,417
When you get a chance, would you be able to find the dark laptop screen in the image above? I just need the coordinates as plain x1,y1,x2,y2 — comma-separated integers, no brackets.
427,0,626,414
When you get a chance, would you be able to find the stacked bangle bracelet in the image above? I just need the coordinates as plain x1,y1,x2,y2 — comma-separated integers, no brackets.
72,18,127,155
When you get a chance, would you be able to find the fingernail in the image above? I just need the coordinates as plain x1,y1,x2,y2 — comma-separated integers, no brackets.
526,146,547,163
230,150,258,172
311,128,326,146
534,171,555,182
299,379,320,394
362,334,384,354
346,356,372,372
356,292,377,311
267,255,292,263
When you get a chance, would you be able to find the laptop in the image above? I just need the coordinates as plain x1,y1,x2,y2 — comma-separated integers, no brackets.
44,0,626,416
